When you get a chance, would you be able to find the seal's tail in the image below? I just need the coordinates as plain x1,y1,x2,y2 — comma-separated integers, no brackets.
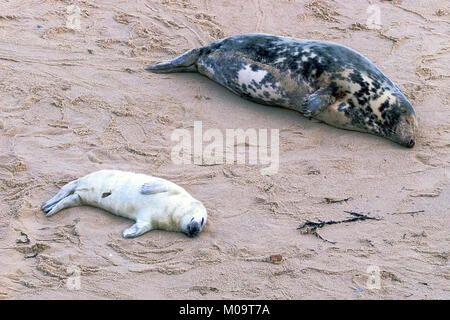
145,48,201,73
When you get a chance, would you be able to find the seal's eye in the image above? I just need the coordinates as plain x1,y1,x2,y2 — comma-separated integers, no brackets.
401,109,407,114
201,218,204,226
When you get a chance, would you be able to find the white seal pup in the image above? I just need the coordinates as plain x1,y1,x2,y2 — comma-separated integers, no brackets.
146,33,417,148
41,170,207,238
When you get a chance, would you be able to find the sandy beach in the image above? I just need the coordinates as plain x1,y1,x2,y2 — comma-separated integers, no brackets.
0,0,449,299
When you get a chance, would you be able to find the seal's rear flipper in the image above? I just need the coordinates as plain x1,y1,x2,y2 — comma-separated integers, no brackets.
145,48,201,73
42,179,79,214
44,194,81,217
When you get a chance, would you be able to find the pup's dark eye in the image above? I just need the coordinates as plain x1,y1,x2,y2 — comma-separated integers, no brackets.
201,218,204,226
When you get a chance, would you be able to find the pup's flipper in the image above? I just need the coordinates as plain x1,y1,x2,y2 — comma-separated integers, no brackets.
122,221,152,238
140,181,168,195
42,179,79,214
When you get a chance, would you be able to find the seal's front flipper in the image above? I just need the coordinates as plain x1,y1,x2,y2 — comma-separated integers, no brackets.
122,221,152,238
140,181,168,195
145,48,201,73
300,88,335,118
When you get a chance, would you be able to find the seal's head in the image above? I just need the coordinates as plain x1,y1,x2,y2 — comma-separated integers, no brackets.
381,92,417,148
181,202,207,237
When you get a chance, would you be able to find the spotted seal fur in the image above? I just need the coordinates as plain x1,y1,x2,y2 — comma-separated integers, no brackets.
146,33,417,147
41,170,208,238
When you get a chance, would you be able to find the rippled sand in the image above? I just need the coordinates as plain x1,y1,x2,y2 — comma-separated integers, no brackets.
0,0,448,299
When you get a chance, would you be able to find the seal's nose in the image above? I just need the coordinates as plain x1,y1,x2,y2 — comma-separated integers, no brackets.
407,139,415,148
187,221,200,237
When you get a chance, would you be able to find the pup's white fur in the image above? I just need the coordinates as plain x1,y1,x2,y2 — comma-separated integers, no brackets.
42,170,207,238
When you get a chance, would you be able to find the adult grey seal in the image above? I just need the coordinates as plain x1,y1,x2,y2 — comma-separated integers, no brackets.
146,33,417,147
41,170,207,238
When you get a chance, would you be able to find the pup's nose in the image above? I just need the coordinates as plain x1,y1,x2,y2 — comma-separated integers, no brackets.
187,221,200,237
407,139,415,148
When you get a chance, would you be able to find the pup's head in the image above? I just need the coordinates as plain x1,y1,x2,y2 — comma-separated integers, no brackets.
181,202,207,238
